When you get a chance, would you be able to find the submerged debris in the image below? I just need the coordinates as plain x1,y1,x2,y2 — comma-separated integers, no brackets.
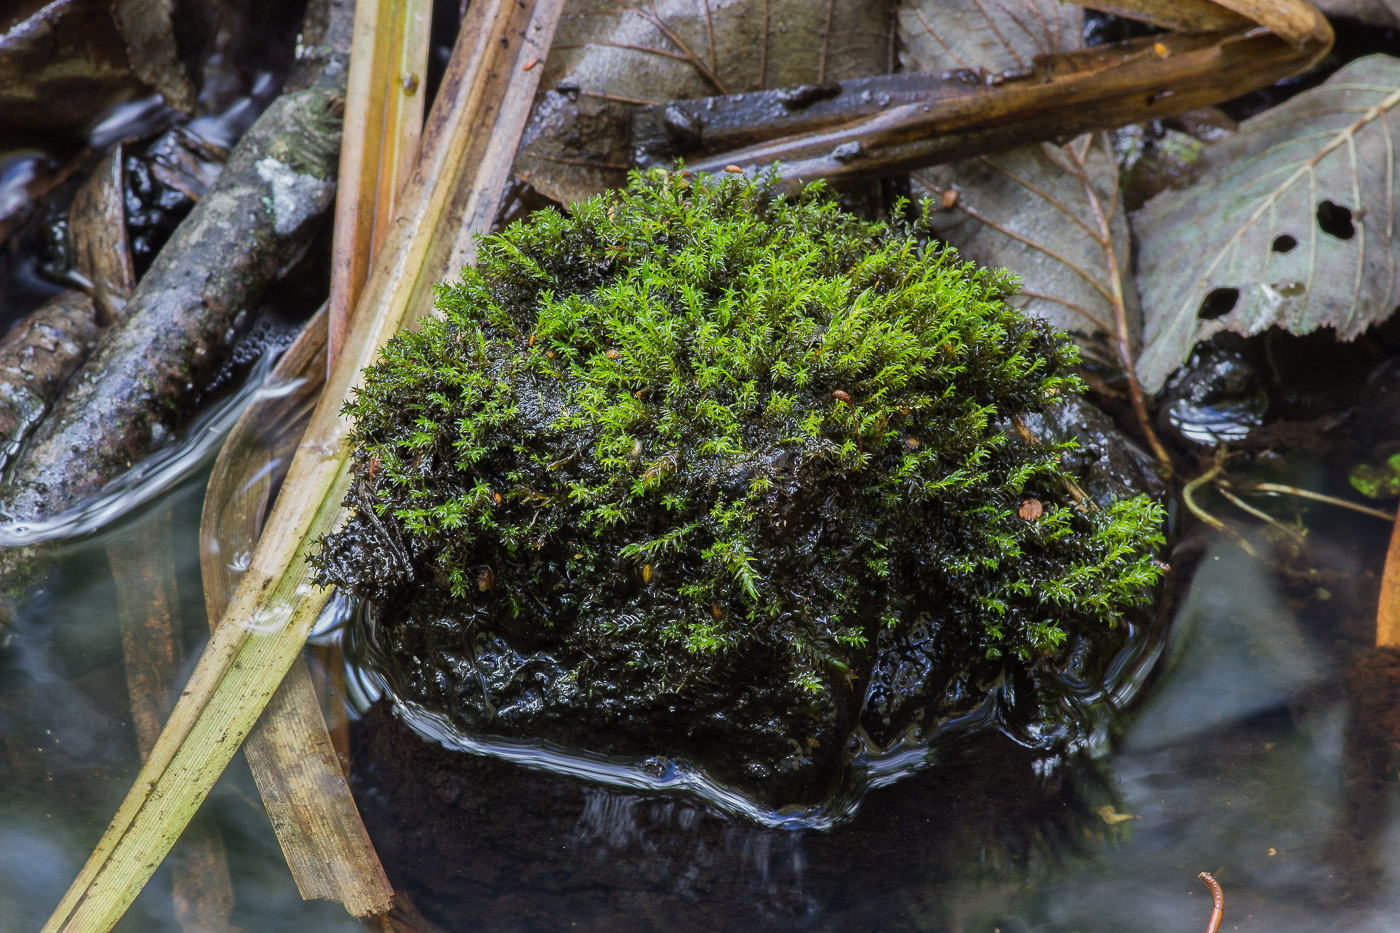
317,172,1165,807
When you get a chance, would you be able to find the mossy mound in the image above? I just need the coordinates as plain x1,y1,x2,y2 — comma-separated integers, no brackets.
315,172,1165,806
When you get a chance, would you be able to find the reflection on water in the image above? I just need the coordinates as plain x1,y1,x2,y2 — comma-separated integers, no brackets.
0,351,297,546
5,448,1400,930
0,476,361,933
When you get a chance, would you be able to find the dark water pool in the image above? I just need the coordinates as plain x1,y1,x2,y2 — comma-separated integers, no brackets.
3,452,1398,932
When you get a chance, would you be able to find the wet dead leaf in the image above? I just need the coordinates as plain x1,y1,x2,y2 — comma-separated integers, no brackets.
0,0,145,138
1135,54,1400,393
1316,0,1400,27
904,1,1137,366
513,0,895,206
70,142,136,324
112,0,196,114
914,137,1137,367
898,0,1077,76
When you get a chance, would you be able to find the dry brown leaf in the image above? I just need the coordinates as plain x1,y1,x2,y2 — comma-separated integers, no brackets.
1076,0,1250,33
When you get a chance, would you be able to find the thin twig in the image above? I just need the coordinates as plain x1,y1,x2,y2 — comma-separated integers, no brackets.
1235,481,1397,522
819,0,835,82
581,89,662,106
1217,485,1306,545
1198,871,1224,933
1184,462,1258,557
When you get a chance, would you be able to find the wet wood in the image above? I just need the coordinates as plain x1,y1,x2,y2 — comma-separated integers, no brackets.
70,142,137,325
0,45,349,527
0,291,100,474
673,28,1331,190
109,509,235,933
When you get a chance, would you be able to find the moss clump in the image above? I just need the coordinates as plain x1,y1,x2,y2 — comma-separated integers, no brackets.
315,172,1164,796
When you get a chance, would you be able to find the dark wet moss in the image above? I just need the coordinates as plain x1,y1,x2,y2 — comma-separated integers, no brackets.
315,172,1165,802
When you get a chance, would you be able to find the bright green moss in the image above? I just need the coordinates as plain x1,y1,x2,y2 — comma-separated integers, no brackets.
315,171,1165,702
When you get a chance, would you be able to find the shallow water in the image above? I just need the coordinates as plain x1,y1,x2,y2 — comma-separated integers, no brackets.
2,401,1398,932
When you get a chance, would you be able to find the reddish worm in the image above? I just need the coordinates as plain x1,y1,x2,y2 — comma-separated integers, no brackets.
1198,871,1224,933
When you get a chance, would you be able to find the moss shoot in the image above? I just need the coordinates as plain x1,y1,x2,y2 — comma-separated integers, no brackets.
315,171,1164,714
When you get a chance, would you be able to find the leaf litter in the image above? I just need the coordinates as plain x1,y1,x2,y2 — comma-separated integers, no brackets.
1135,54,1400,393
513,0,895,206
904,0,1168,463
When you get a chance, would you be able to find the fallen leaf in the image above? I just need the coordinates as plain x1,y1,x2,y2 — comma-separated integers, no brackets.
914,137,1137,367
70,142,136,324
112,0,196,114
513,0,895,206
898,0,1077,77
903,1,1137,363
903,0,1164,463
1135,55,1400,393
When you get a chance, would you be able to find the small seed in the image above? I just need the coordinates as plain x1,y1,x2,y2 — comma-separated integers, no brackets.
1153,41,1168,58
1017,498,1043,521
643,563,653,584
574,552,584,560
494,491,502,504
904,437,920,450
941,188,959,210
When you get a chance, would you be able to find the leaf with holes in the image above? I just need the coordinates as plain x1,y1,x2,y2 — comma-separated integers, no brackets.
513,0,895,206
1135,54,1400,393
